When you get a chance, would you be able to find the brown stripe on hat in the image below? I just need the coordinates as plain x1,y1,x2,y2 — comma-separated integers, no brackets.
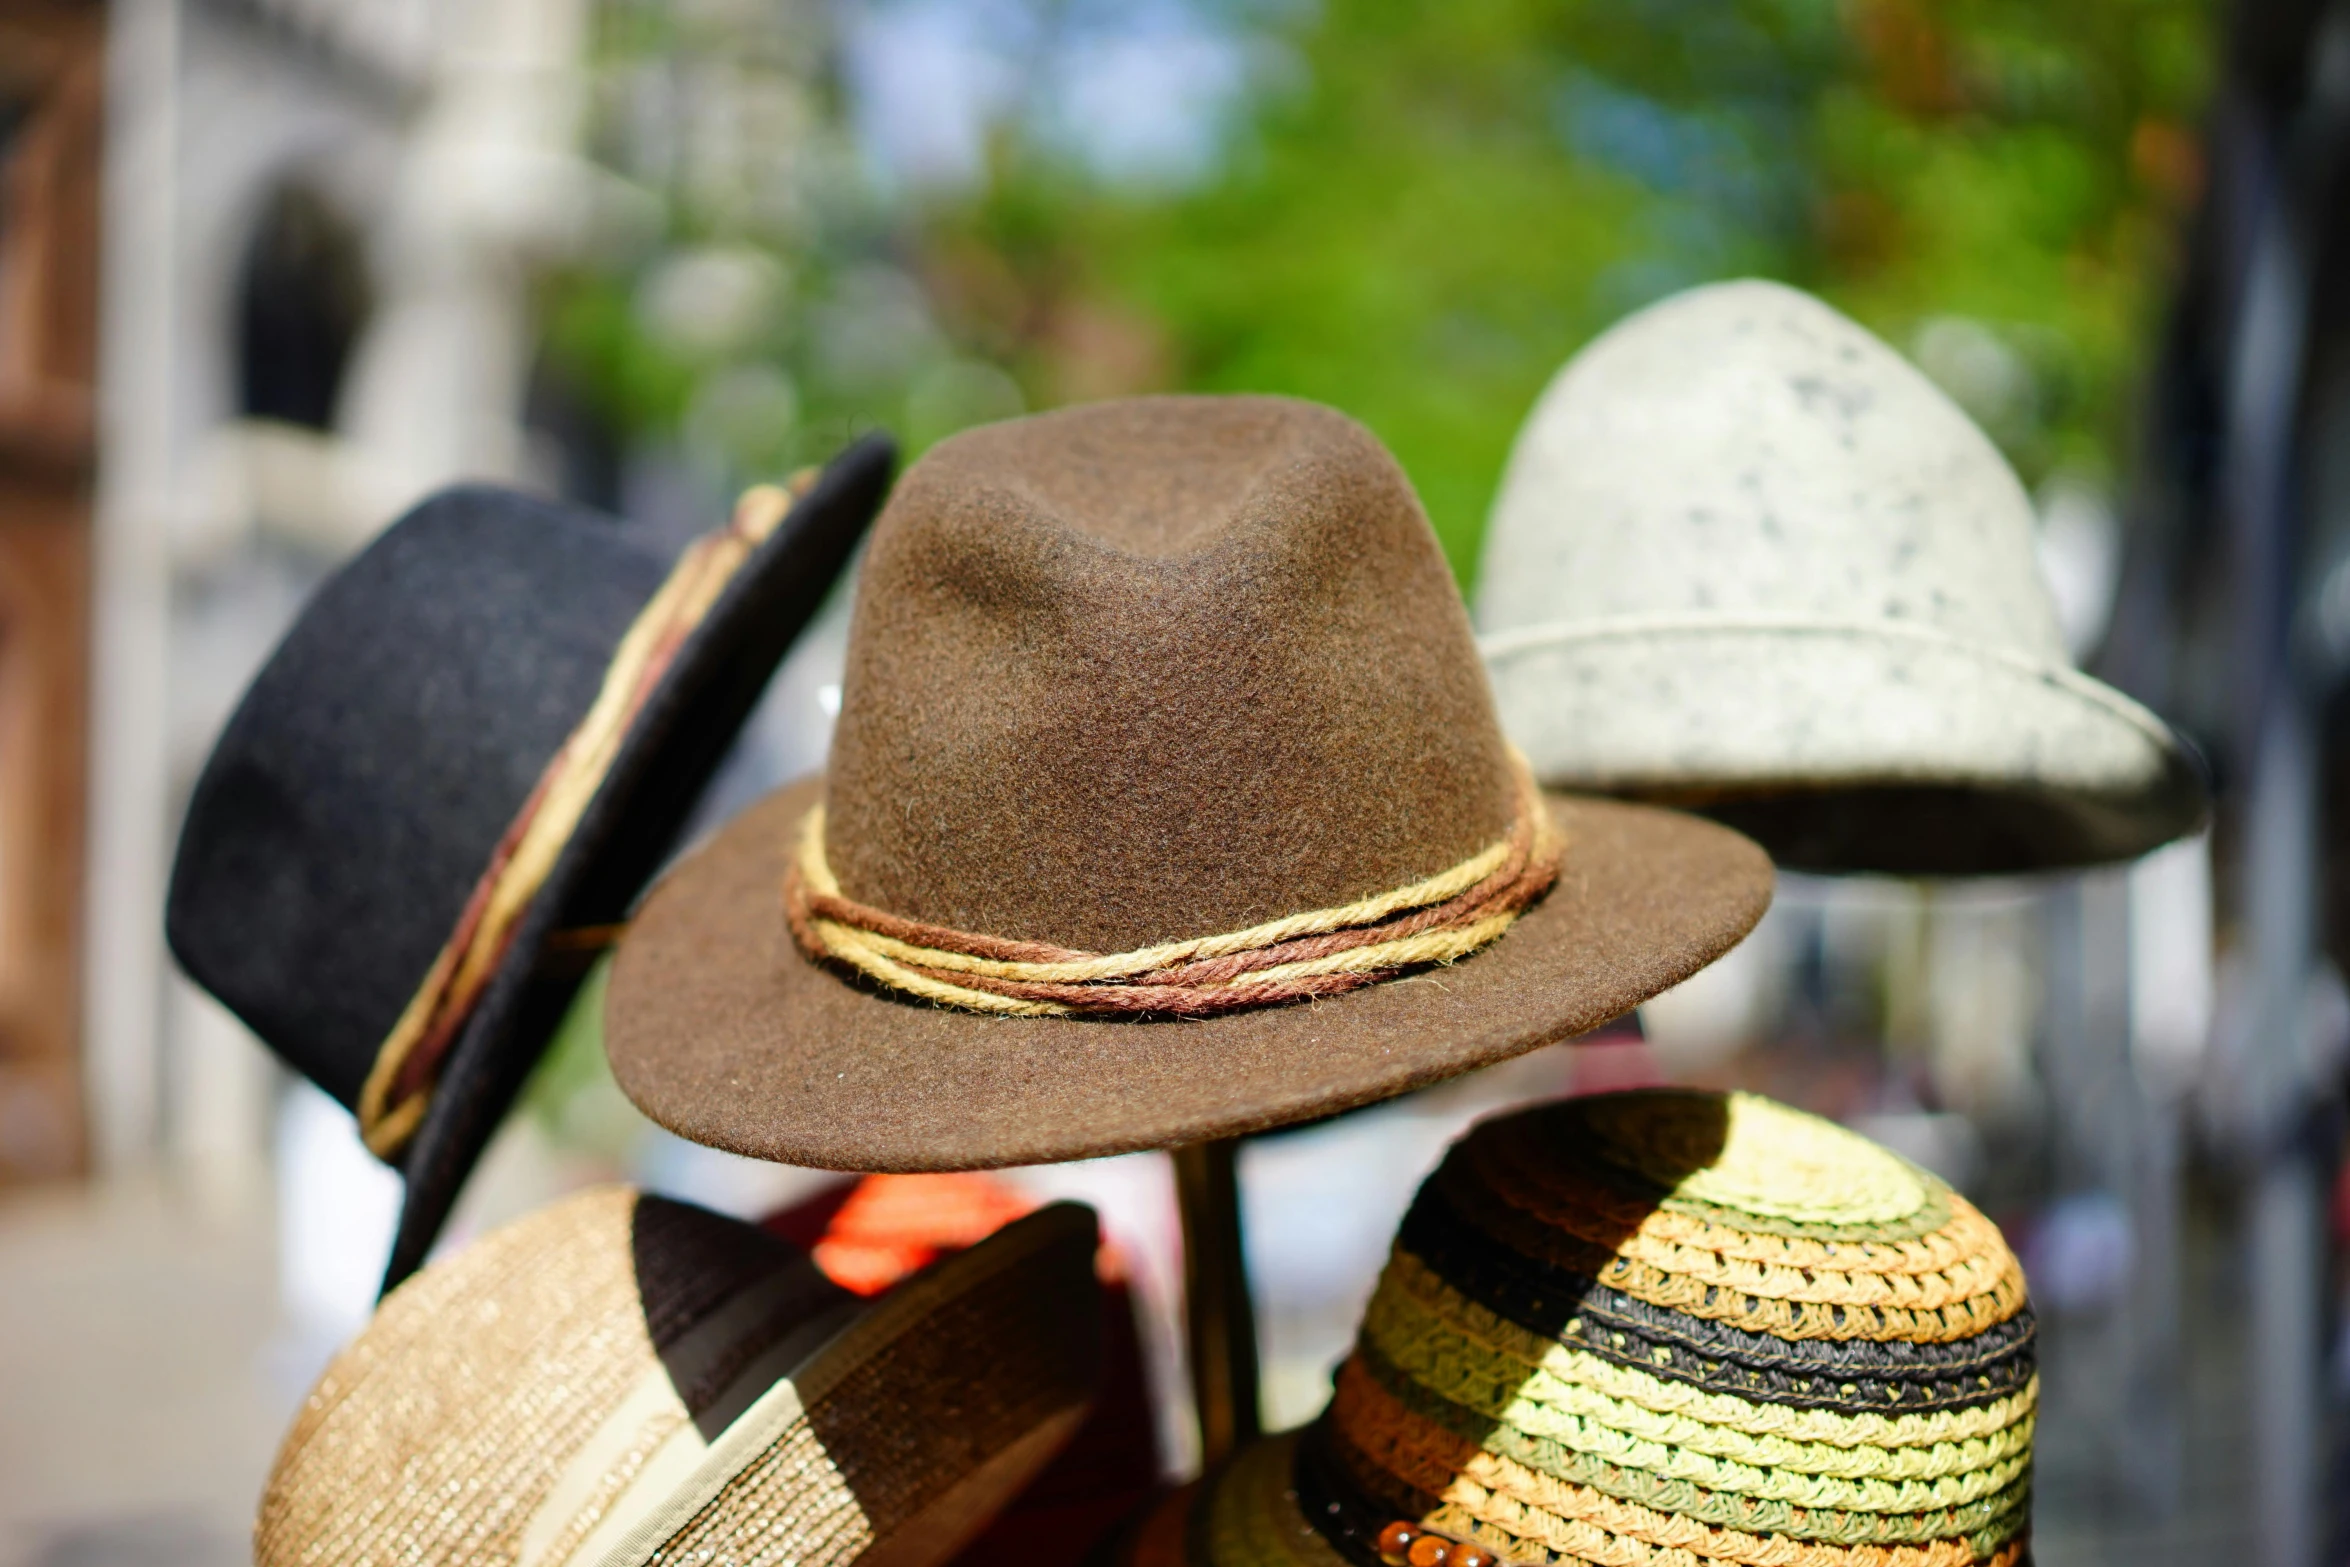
595,1203,1103,1567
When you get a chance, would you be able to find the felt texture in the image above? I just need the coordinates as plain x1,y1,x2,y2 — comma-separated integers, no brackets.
607,778,1768,1169
170,487,653,1110
607,396,1771,1167
166,437,896,1289
1476,278,2205,874
826,397,1513,951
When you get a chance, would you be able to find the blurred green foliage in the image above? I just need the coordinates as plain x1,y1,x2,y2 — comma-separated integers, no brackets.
552,0,2214,583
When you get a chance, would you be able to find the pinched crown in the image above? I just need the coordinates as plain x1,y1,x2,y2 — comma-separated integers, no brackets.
1478,279,2067,664
822,396,1518,956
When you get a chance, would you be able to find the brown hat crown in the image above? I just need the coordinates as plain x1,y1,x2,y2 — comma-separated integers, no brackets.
824,395,1515,955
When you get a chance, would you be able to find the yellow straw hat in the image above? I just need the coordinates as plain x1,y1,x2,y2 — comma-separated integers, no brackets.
258,1186,1102,1567
1122,1090,2035,1567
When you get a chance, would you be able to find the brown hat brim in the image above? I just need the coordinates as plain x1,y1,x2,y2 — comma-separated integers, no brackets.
606,777,1771,1170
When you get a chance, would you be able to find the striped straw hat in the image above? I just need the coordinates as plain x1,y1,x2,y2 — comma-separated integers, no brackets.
258,1186,1102,1567
1123,1090,2035,1567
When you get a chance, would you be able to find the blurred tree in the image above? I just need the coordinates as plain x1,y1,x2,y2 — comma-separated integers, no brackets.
541,0,926,487
550,0,2215,582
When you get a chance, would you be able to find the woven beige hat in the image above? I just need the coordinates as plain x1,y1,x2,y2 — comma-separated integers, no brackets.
1475,278,2205,875
256,1186,1101,1567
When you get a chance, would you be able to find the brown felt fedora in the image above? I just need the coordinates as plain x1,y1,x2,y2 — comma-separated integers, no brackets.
605,396,1772,1170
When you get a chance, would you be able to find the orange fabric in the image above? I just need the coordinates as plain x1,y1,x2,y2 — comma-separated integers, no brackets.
760,1172,1164,1567
811,1173,1043,1296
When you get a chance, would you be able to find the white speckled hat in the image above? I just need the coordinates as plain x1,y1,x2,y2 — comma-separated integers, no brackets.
1475,279,2205,875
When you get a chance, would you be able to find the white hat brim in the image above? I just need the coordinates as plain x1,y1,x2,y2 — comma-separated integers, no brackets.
1482,616,2206,874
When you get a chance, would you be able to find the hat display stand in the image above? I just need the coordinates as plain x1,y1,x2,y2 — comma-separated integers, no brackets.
601,395,1778,1474
1174,1139,1262,1463
152,280,2135,1561
1475,278,2206,877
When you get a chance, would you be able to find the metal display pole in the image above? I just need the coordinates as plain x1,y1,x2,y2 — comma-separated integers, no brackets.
2209,13,2350,1552
1172,1137,1261,1468
2217,16,2350,1551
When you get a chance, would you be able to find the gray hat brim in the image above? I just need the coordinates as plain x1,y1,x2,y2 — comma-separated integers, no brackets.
1483,615,2207,875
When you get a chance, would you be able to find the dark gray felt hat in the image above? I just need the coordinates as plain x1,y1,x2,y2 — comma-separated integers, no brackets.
603,397,1773,1173
166,437,894,1290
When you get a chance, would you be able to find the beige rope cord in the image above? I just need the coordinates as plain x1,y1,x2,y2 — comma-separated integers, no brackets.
355,478,807,1157
783,750,1564,1018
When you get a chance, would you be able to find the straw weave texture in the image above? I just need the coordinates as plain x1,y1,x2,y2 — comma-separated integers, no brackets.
642,1221,1098,1566
1162,1092,2035,1567
257,1187,816,1566
1365,1256,2037,1449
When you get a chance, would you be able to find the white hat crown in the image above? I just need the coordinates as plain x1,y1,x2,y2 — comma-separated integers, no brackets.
1478,278,2067,661
1473,278,2203,874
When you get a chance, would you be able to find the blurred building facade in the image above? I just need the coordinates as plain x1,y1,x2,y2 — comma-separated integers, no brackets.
80,0,598,1195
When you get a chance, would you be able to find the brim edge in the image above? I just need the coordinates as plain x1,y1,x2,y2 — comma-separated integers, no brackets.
384,437,898,1290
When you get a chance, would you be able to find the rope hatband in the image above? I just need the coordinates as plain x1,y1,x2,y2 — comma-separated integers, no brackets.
783,753,1564,1019
354,479,805,1159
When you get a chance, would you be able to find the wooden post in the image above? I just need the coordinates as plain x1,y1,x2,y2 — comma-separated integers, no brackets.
1172,1137,1260,1468
0,2,102,1183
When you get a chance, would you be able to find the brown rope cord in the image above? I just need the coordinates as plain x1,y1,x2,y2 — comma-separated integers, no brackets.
785,752,1564,1018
